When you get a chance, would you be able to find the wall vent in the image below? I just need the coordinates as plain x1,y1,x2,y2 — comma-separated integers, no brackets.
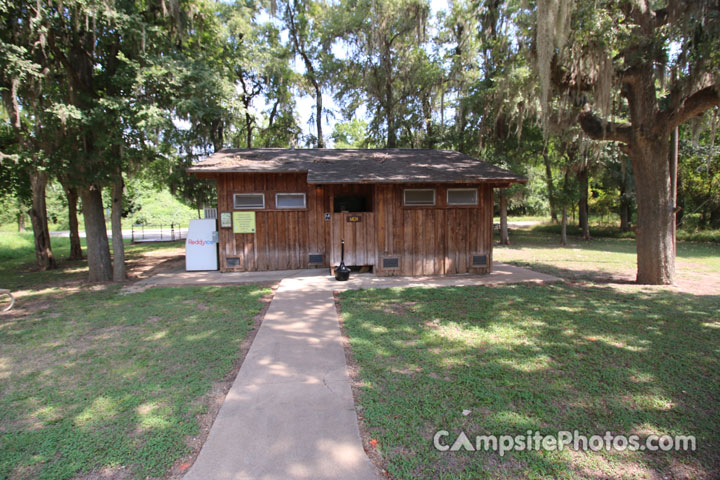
309,254,324,264
226,257,241,267
472,255,488,267
382,257,400,269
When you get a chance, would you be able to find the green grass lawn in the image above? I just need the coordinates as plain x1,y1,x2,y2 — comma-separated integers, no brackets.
493,226,720,284
0,232,184,290
339,284,720,479
0,284,270,479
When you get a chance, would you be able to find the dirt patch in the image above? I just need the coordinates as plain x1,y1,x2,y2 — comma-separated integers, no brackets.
73,465,132,480
126,247,185,281
671,260,720,296
165,284,277,479
521,259,720,296
6,247,185,303
333,291,390,479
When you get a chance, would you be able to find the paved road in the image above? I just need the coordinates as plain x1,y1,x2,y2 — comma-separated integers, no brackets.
493,220,543,228
50,228,186,242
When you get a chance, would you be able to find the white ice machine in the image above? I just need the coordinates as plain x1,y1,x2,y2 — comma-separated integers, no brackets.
185,219,219,271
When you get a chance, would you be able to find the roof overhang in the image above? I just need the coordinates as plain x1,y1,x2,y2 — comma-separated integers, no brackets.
187,148,527,185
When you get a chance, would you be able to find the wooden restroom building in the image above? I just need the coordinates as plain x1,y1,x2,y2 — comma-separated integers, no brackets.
188,148,525,276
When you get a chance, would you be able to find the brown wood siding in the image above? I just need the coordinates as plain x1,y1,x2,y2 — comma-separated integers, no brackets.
214,174,493,275
216,173,328,272
372,184,493,276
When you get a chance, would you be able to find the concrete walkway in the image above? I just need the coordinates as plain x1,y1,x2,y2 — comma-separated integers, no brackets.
184,280,382,480
127,262,560,293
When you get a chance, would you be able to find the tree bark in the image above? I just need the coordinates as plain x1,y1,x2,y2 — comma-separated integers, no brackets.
620,197,632,232
80,185,113,282
245,111,253,149
577,166,590,239
631,140,675,284
211,119,224,153
619,156,632,232
542,150,558,222
28,170,57,270
314,82,324,148
386,110,397,148
383,41,396,149
499,194,510,245
17,212,25,232
560,169,569,246
582,124,675,283
111,173,126,282
61,185,84,260
669,127,678,256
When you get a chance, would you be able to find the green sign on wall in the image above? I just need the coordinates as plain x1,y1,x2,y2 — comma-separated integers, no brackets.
233,211,256,233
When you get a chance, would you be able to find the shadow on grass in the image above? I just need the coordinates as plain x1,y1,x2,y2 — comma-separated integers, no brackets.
340,284,720,479
0,284,269,479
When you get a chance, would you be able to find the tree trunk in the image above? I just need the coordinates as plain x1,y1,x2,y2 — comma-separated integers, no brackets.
669,127,678,257
211,120,224,153
620,197,631,232
64,185,83,260
28,170,57,270
619,155,632,232
314,82,324,148
543,150,558,222
80,185,113,282
17,212,26,232
499,194,510,245
710,204,720,228
245,112,253,148
560,169,570,246
111,173,126,282
386,110,397,148
577,167,590,240
631,141,675,284
383,43,396,149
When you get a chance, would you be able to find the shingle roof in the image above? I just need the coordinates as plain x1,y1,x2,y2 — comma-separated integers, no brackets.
187,148,526,184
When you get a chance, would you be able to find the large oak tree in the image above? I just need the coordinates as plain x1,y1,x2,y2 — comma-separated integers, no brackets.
537,0,720,284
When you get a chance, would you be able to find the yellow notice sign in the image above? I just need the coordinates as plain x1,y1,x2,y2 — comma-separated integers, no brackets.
233,211,256,233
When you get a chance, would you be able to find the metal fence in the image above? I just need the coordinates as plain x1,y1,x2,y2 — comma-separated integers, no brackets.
131,224,187,243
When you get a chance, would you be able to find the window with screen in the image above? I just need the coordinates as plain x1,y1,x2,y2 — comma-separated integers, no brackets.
276,193,307,209
233,193,265,209
403,189,436,206
447,188,478,205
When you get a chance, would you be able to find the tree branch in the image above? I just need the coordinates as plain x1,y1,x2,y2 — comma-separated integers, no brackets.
666,85,720,130
578,111,632,144
619,1,668,31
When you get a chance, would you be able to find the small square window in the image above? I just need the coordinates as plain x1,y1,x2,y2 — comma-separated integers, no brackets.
403,189,436,206
276,193,306,209
447,188,478,205
233,193,265,209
